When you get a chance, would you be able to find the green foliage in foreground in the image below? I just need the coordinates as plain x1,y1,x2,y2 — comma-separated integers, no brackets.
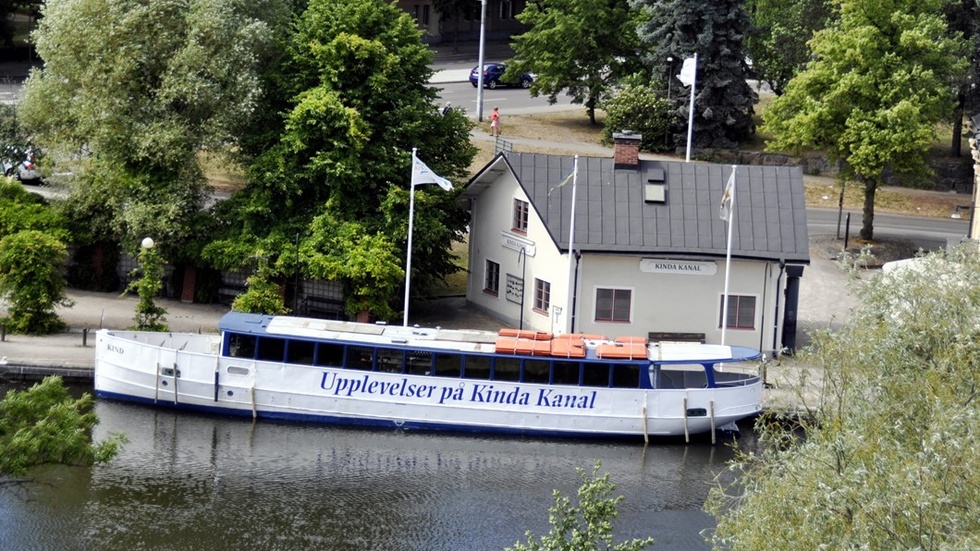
125,240,168,332
507,461,654,551
0,230,73,334
0,376,125,479
706,246,980,549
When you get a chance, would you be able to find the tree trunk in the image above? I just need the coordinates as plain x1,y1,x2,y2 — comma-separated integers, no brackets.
586,96,597,126
860,177,877,241
950,93,964,157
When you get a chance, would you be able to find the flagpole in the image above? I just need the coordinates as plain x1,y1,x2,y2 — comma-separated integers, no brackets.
721,164,735,345
403,148,419,326
564,155,579,334
685,53,697,162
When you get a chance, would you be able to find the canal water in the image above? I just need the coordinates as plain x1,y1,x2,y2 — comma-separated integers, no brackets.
0,388,752,551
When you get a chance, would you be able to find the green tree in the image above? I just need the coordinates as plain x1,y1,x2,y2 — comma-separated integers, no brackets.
507,462,654,551
510,0,641,125
633,0,757,148
209,0,474,318
231,255,290,315
943,0,980,156
1,376,124,480
0,230,72,335
762,0,968,240
743,0,833,96
18,0,278,262
706,246,980,549
125,238,168,331
599,85,673,152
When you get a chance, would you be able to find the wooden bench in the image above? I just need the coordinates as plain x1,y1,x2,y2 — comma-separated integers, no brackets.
648,332,706,344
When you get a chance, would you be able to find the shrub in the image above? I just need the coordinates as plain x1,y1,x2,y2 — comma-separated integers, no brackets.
600,85,675,153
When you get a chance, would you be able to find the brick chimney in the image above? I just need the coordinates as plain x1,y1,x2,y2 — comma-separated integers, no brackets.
613,131,642,169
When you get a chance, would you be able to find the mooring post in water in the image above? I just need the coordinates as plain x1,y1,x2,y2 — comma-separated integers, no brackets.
82,328,88,347
710,401,716,446
682,397,689,443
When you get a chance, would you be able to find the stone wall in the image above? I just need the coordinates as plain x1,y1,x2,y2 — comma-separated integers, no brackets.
691,149,975,194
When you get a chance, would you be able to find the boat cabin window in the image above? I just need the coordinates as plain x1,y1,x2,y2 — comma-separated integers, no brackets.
582,364,612,387
228,333,256,359
523,359,550,384
287,340,316,365
464,355,491,379
434,353,463,378
257,337,286,362
406,351,432,375
611,364,641,388
552,361,581,385
349,345,375,371
377,348,404,373
494,357,521,381
315,342,346,367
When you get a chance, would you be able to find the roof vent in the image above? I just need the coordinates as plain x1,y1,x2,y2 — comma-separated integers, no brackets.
644,166,666,203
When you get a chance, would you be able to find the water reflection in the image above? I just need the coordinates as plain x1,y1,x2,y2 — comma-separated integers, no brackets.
0,393,751,551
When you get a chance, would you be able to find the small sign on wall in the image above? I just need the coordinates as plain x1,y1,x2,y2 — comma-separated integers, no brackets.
501,232,536,256
639,259,718,276
506,274,524,304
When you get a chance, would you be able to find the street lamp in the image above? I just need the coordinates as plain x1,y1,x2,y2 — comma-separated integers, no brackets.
518,246,527,329
476,0,487,122
141,237,154,250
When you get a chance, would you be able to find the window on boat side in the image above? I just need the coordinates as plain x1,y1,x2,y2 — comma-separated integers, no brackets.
228,333,257,359
286,340,316,365
493,357,521,381
523,358,550,384
257,337,287,362
552,360,581,385
463,355,491,379
315,342,345,367
349,345,375,371
434,353,463,378
611,363,641,388
406,351,432,375
377,348,405,373
582,363,612,387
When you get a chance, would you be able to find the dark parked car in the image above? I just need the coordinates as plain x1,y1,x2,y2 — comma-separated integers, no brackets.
469,63,534,89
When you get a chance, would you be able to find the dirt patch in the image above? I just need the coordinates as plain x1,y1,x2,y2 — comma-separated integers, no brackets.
809,235,918,268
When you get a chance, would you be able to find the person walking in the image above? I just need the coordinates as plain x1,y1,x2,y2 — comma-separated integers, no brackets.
489,106,501,137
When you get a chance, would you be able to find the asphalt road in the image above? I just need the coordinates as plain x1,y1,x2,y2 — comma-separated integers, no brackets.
806,207,970,251
433,79,578,117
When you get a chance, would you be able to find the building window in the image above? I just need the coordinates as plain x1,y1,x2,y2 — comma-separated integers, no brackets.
513,199,529,233
484,260,500,296
720,295,756,330
499,0,513,19
534,278,550,313
595,288,632,322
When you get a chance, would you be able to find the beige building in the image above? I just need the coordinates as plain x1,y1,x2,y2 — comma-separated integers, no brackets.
459,134,810,354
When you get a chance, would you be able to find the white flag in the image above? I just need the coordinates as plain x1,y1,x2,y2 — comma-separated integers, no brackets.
720,167,735,221
412,151,452,191
678,55,697,87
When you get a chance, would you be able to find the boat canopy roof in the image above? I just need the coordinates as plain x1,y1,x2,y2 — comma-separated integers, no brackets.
217,312,760,364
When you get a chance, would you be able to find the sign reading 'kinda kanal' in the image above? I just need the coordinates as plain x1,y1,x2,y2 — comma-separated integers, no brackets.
639,259,717,276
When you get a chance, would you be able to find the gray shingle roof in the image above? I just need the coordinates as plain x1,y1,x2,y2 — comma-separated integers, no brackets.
465,152,810,264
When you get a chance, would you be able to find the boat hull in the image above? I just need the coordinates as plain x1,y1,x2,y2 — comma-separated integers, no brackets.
94,330,763,440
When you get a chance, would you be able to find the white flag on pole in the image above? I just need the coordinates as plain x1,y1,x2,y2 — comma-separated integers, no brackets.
720,168,735,221
678,56,697,87
412,151,452,191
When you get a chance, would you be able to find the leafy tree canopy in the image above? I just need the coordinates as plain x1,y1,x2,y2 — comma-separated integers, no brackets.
743,0,833,96
209,0,475,318
0,229,73,334
707,246,980,549
762,0,968,240
510,0,642,125
18,0,281,261
0,376,124,480
632,0,758,148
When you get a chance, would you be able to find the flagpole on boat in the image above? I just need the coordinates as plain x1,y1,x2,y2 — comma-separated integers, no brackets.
564,155,579,334
720,165,736,345
404,149,419,326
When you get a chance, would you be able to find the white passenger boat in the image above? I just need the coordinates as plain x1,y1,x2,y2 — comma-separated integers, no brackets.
94,312,763,440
